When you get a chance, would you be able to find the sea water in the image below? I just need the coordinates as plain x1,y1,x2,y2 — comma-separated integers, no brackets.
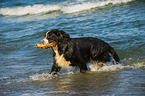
0,0,145,95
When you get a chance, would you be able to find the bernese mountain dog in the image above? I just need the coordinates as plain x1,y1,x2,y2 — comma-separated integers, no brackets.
35,29,120,75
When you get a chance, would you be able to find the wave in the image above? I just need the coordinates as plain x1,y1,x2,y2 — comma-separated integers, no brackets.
0,4,61,16
30,62,145,81
0,0,133,16
2,62,144,84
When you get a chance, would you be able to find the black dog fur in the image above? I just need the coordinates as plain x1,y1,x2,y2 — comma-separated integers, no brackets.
41,29,120,74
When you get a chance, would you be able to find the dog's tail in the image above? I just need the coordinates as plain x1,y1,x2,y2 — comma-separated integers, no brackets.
109,46,120,63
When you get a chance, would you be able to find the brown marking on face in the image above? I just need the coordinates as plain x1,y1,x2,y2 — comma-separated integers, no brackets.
49,40,56,47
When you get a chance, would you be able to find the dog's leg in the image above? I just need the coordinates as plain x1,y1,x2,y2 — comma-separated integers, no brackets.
72,52,88,73
50,63,61,75
76,60,88,73
79,64,88,73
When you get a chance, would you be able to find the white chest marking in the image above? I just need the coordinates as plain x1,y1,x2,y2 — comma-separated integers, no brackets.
53,47,71,67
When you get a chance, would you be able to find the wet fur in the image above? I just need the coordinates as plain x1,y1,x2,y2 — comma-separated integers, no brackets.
44,29,120,74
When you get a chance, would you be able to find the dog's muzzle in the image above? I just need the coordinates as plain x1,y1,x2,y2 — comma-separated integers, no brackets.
41,38,49,44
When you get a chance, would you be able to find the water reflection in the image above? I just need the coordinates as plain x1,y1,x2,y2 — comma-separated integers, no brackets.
53,72,118,95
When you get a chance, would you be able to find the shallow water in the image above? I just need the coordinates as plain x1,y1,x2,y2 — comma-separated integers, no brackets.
0,0,145,95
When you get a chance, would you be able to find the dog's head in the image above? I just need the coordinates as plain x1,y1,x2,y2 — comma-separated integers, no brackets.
35,29,70,49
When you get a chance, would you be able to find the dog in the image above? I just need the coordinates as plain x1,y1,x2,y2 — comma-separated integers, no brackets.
35,29,120,74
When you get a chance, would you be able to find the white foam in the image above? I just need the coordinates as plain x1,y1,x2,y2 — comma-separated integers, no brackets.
131,62,145,69
29,68,77,81
61,0,132,13
89,62,145,72
0,0,134,16
89,64,124,72
30,72,55,81
0,4,61,16
29,62,144,81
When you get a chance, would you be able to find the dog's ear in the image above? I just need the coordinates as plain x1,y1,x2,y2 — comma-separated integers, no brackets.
58,31,70,41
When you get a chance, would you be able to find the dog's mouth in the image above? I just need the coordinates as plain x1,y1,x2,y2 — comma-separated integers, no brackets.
35,39,56,49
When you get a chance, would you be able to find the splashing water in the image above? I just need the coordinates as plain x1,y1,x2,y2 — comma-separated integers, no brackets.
29,62,144,81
